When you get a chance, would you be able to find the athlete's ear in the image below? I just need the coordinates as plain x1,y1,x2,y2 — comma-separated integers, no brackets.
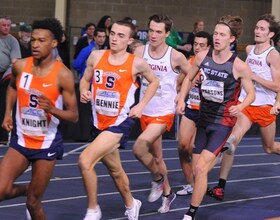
128,37,134,45
268,31,275,40
229,35,236,44
52,39,58,49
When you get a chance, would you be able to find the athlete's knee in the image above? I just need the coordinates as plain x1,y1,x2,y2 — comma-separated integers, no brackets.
78,153,93,171
178,147,192,163
0,185,12,201
133,139,151,159
26,193,42,213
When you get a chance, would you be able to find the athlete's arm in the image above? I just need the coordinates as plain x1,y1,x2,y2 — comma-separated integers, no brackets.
39,66,78,123
176,51,205,114
79,51,101,103
251,49,280,92
270,91,280,115
129,57,159,118
230,59,255,116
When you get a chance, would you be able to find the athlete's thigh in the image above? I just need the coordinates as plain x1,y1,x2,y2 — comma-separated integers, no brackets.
259,122,276,148
138,123,166,144
0,148,29,186
232,112,253,144
179,115,196,147
28,159,56,197
82,131,123,164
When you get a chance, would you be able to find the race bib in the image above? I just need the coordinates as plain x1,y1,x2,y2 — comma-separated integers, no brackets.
201,80,224,103
188,87,201,106
95,89,120,116
141,78,162,97
21,107,47,136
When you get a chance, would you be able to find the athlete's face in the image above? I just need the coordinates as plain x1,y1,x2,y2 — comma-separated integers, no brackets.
109,23,133,52
213,24,235,52
254,20,274,44
31,29,57,60
193,37,210,55
148,21,169,47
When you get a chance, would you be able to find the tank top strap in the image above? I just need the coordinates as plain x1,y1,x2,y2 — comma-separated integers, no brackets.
22,57,34,73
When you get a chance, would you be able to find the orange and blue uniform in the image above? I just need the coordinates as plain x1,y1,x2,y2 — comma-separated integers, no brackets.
10,57,64,160
90,50,138,146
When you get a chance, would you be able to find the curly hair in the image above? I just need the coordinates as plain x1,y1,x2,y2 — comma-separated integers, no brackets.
217,15,243,39
32,17,63,43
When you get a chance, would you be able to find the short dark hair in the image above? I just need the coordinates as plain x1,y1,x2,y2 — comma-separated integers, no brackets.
85,22,96,30
148,14,173,33
195,31,213,47
32,17,63,43
94,27,106,37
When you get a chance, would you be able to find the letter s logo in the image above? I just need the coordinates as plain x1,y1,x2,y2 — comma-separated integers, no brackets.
29,94,38,108
106,76,115,89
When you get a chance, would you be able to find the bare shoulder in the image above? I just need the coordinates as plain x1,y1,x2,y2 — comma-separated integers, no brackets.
267,48,280,63
88,49,106,66
233,57,250,78
134,45,145,57
245,44,254,54
58,65,75,87
12,58,28,76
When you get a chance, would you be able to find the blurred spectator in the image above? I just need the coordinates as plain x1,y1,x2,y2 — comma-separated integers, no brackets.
97,15,112,48
274,35,280,53
0,15,21,143
18,23,32,58
57,30,70,68
74,22,96,59
129,39,143,53
73,28,107,79
185,20,205,57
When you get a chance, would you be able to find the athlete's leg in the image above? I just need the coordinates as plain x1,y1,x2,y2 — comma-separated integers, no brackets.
26,159,56,220
79,131,122,209
0,147,29,201
220,113,252,180
102,149,134,207
178,115,196,187
133,123,166,181
191,150,216,206
260,122,280,154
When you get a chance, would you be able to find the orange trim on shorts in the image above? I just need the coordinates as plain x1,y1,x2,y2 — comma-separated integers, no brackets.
242,105,276,127
140,114,175,131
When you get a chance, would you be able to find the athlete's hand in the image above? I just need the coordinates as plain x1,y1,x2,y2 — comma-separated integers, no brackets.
38,95,53,113
80,90,91,103
228,105,242,117
129,104,144,118
176,99,186,115
270,102,280,115
2,115,13,132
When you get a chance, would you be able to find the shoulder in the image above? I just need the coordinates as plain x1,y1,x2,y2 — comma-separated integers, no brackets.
245,45,254,54
134,45,145,57
233,57,250,76
88,49,106,64
267,47,280,62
